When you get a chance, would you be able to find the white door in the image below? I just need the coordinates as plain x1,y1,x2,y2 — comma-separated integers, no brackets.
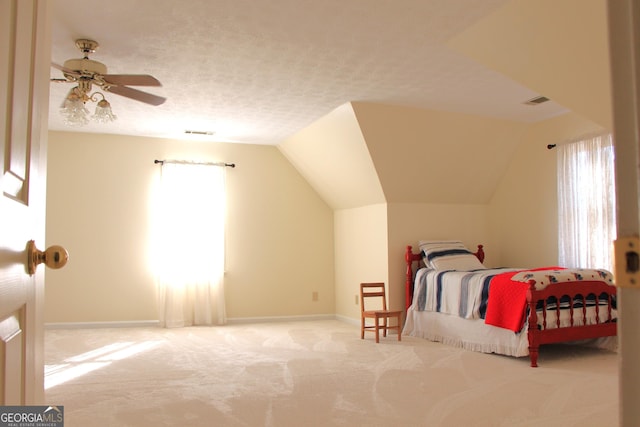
0,0,53,405
608,1,640,425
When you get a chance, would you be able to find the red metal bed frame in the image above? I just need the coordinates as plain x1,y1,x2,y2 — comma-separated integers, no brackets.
404,244,617,367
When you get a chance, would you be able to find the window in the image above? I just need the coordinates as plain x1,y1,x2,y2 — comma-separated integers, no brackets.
557,133,616,271
152,161,227,327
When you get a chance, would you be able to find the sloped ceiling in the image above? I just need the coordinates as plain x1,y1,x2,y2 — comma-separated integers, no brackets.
352,102,528,205
448,0,611,130
281,0,610,209
279,103,385,209
281,101,528,209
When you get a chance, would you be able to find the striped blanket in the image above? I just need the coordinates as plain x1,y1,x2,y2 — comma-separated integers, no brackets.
413,268,520,320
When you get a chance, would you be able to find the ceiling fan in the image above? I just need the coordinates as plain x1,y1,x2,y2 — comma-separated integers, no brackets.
51,39,166,125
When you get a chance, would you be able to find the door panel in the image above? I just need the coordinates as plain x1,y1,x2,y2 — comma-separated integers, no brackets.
0,313,23,404
0,0,51,405
6,0,35,203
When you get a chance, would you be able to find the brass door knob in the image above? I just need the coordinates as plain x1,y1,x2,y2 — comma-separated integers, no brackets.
27,240,68,275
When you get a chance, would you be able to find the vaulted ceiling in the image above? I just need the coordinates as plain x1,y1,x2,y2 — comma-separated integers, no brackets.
49,0,568,145
279,0,611,209
49,0,610,209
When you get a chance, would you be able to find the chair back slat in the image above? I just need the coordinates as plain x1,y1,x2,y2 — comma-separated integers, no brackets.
360,282,388,312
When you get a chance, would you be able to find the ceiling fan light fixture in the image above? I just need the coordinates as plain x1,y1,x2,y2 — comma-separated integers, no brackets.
92,98,117,123
59,87,117,126
60,88,90,126
52,38,165,127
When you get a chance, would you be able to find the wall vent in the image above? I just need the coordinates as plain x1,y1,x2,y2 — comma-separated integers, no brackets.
523,96,550,106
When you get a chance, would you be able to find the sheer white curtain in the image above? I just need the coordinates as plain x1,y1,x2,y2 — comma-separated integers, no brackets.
557,133,616,271
155,162,227,328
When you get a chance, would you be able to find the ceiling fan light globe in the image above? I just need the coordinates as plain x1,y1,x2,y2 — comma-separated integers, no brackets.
60,91,90,126
92,99,117,123
60,108,89,126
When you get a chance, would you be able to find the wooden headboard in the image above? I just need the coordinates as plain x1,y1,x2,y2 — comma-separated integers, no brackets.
404,244,485,311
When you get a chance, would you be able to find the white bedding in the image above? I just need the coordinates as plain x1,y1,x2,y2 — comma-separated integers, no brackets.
402,268,618,358
403,307,531,357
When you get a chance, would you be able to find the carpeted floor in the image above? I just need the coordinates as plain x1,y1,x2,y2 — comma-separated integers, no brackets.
44,319,618,427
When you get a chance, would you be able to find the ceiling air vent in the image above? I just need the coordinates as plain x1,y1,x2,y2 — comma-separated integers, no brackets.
523,96,550,106
184,130,215,136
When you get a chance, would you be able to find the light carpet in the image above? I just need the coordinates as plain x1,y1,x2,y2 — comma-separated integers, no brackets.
44,319,618,427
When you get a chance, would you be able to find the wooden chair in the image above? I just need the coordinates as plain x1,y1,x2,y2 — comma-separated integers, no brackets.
360,282,403,343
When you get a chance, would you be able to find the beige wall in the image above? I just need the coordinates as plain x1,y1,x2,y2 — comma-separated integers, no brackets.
489,113,606,268
45,131,334,323
334,204,388,320
45,111,607,324
382,112,605,311
387,202,492,308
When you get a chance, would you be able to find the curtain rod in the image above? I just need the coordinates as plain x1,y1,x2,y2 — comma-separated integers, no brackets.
154,159,236,168
547,131,612,150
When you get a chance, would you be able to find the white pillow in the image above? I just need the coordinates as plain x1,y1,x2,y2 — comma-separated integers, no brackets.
418,240,465,261
419,240,485,271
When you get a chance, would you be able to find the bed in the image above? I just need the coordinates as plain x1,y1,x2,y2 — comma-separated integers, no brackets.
402,241,617,367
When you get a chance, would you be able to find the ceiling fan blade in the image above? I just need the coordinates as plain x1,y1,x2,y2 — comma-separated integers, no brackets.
106,85,166,106
103,74,162,87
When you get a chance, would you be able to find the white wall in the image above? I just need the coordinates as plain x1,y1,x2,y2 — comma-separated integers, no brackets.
45,131,335,323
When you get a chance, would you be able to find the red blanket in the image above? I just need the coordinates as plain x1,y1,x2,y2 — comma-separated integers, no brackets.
484,267,563,332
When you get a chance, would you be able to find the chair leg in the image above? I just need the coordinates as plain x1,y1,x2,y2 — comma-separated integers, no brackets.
360,317,365,339
383,317,388,337
375,317,380,343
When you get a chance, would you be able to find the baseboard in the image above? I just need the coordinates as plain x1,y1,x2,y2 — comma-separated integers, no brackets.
334,314,359,326
45,315,359,329
226,314,337,324
45,320,160,330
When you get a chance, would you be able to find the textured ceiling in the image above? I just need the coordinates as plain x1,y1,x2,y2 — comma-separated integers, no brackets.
48,0,567,145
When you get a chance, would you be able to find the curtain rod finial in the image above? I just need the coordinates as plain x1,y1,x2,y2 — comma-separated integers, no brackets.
547,144,556,150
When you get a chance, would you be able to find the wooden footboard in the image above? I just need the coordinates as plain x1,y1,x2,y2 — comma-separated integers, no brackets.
404,244,617,367
526,280,617,367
